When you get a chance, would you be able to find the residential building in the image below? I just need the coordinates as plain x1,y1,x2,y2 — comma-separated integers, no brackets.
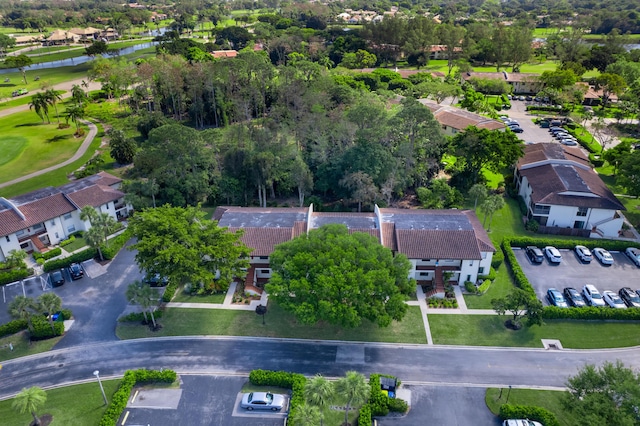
0,172,131,261
417,99,505,136
213,205,495,295
515,143,625,238
462,71,543,94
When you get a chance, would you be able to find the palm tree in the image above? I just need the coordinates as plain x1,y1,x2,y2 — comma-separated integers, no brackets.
12,386,47,426
71,84,86,105
480,195,505,232
29,93,50,123
85,226,106,261
80,205,98,225
44,89,62,123
290,403,321,426
126,281,149,323
9,296,38,332
37,293,62,335
305,375,334,426
126,281,159,327
335,371,369,426
64,104,86,133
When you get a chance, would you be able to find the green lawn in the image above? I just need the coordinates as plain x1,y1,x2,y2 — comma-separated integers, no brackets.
117,304,427,344
0,122,103,198
62,236,88,253
429,314,640,348
0,331,63,362
0,63,92,100
485,196,529,244
172,288,226,303
463,265,513,309
485,388,574,426
0,380,120,426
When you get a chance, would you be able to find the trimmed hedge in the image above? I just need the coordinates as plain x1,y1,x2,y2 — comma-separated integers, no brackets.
499,404,560,426
100,369,177,426
43,248,97,272
501,239,535,297
59,236,76,247
507,236,640,252
30,315,64,340
479,267,497,282
0,319,28,338
358,403,372,426
589,153,605,167
0,268,32,285
491,249,504,269
249,369,305,420
33,247,62,261
477,279,491,294
543,306,640,320
366,374,408,418
118,309,164,322
162,281,179,303
101,229,132,261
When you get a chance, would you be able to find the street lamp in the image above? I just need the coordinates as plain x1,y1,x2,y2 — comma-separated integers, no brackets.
93,370,108,405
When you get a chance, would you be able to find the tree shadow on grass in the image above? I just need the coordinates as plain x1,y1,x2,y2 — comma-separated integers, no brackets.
15,122,44,127
46,134,73,143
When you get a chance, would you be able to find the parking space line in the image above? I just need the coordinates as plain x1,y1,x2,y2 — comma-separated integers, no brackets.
121,410,130,425
131,390,139,403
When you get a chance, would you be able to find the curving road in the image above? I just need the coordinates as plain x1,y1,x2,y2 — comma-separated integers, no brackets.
1,336,639,400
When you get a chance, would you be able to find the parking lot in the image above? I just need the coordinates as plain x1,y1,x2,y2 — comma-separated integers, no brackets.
503,99,557,144
514,247,640,305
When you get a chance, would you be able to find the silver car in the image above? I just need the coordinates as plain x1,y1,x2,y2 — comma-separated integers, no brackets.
625,247,640,267
240,392,285,411
593,248,614,265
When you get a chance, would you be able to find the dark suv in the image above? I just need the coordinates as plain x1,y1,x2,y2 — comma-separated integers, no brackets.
50,270,65,287
67,263,84,280
525,246,544,264
619,287,640,308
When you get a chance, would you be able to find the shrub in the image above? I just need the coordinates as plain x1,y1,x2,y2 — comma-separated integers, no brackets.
0,268,31,285
477,280,491,294
525,219,539,232
491,249,504,269
43,248,97,272
33,247,62,261
162,281,179,302
508,236,640,253
60,309,72,320
30,315,64,340
100,369,177,426
543,306,640,320
479,267,497,281
0,319,28,338
101,229,132,260
589,153,605,167
465,281,477,293
388,397,408,413
358,403,372,426
369,374,390,416
499,404,560,426
501,239,536,299
118,309,164,322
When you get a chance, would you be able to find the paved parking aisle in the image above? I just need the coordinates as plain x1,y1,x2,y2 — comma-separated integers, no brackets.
514,248,640,304
121,375,284,426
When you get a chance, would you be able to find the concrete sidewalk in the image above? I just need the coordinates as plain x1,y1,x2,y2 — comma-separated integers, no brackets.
165,282,268,312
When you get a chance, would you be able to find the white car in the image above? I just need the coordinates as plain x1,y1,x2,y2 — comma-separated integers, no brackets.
240,392,286,411
503,420,543,426
544,246,562,264
574,245,592,263
593,248,614,265
583,284,606,307
625,247,640,267
603,290,627,309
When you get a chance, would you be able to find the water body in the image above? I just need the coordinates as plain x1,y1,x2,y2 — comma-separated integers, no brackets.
0,42,158,74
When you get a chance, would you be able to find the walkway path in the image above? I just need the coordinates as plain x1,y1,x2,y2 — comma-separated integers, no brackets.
165,281,269,312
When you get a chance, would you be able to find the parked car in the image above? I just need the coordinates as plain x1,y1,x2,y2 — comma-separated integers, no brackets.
503,420,542,426
574,245,592,263
544,246,562,264
583,284,606,307
625,247,640,267
240,392,286,411
619,287,640,308
50,270,65,287
603,290,627,309
67,263,84,280
563,287,586,307
593,247,614,265
560,139,578,146
525,246,544,264
144,273,169,287
509,126,524,133
546,288,568,308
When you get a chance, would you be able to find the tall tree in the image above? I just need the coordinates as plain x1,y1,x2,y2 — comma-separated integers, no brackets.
5,54,33,84
492,288,543,329
438,24,466,75
64,104,85,133
8,296,38,332
37,293,62,335
335,371,369,426
289,404,321,426
70,84,86,106
12,386,47,426
44,89,62,124
0,34,16,57
108,129,137,164
339,172,379,212
305,375,334,426
564,361,640,426
128,205,250,294
480,195,505,231
617,150,640,197
29,93,50,123
80,206,117,261
126,281,160,328
468,184,488,211
267,224,413,327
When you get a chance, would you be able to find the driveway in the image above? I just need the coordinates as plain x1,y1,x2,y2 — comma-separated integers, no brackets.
502,99,556,144
514,247,640,304
378,385,500,426
121,375,284,426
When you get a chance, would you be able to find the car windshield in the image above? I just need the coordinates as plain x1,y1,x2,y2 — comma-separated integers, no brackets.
265,393,273,402
612,296,623,303
592,293,602,299
630,294,640,303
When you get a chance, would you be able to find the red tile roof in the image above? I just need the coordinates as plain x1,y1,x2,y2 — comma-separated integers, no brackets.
66,185,123,208
419,100,505,131
230,227,294,256
0,194,75,237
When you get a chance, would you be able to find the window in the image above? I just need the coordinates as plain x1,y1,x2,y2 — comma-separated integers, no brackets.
259,256,268,260
466,275,471,282
261,269,270,274
63,213,72,220
469,261,473,266
5,236,9,242
421,259,430,262
16,230,25,237
419,272,429,276
533,204,551,215
67,225,76,233
50,220,55,226
55,232,59,239
20,242,29,249
577,207,588,217
479,267,485,274
33,223,43,230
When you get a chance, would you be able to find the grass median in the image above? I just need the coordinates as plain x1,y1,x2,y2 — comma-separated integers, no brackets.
485,388,573,426
117,303,427,344
0,331,63,362
0,380,120,426
429,314,640,348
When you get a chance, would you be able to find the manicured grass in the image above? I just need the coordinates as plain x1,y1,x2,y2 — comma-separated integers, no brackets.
0,122,104,198
62,236,88,253
172,288,226,304
0,331,63,362
0,380,120,426
429,314,640,348
485,388,573,426
485,196,529,244
463,265,513,309
0,111,86,185
116,304,427,344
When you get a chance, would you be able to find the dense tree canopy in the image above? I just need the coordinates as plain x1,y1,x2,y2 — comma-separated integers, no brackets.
266,224,414,327
128,205,250,293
